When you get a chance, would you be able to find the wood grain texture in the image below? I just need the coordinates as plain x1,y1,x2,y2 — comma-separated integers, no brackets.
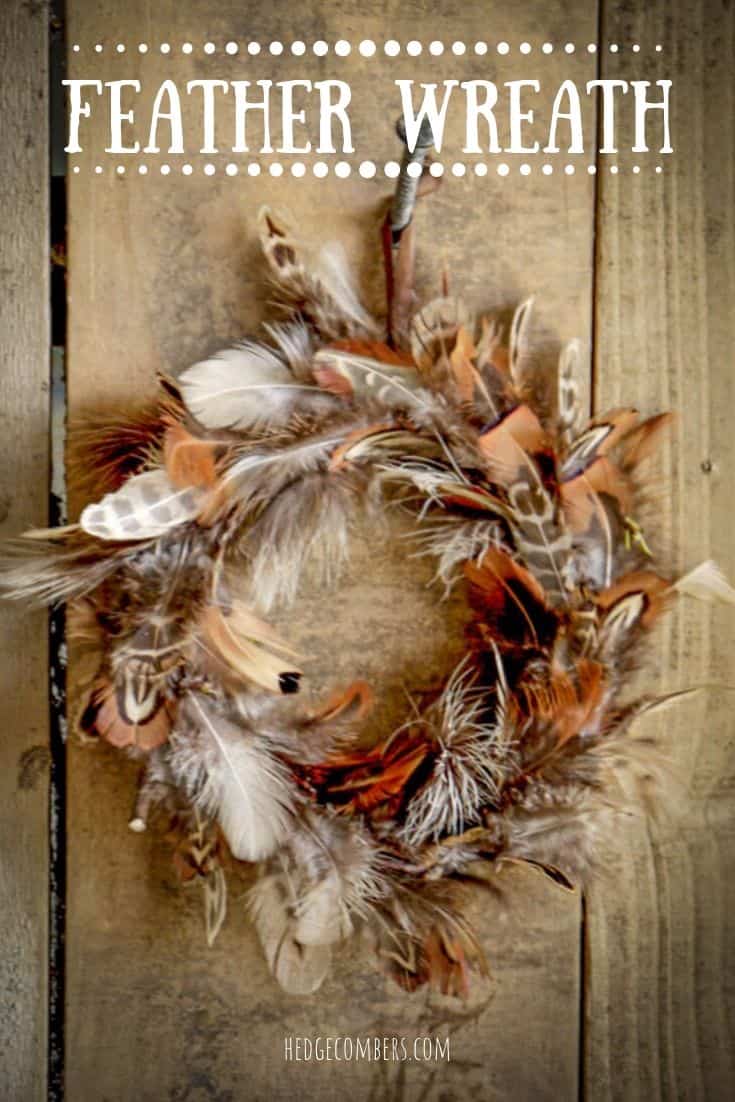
0,3,50,1100
64,2,598,1099
585,2,735,1099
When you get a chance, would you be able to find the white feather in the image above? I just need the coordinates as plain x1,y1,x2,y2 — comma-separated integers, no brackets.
247,814,386,992
186,696,295,862
557,338,585,443
673,560,735,604
408,517,505,595
313,347,425,409
398,658,514,847
293,872,354,946
224,434,342,488
262,320,315,381
509,296,534,392
314,241,378,335
248,870,333,994
179,342,321,430
80,469,201,541
203,867,228,948
410,296,470,370
244,473,353,611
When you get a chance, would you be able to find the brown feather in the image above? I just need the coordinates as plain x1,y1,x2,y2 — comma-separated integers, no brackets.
465,548,553,648
199,604,302,694
306,729,430,817
619,412,675,469
328,422,394,470
590,408,640,454
164,423,219,490
477,404,550,481
448,325,478,403
327,339,415,366
80,678,171,750
311,680,374,723
597,570,672,627
68,395,183,500
561,455,634,531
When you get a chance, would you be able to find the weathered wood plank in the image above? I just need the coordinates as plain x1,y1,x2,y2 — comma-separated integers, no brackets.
65,4,599,1098
0,3,50,1100
586,2,735,1098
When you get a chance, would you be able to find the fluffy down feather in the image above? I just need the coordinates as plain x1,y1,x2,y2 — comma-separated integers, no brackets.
179,341,334,431
248,868,334,995
170,695,296,862
247,811,388,992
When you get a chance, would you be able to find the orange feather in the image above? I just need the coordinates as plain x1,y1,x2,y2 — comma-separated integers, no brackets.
164,423,218,490
597,570,672,626
448,325,478,403
478,405,549,481
561,455,634,531
81,678,171,751
620,412,675,469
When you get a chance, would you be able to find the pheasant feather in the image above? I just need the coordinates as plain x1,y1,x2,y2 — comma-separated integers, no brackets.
0,178,730,1001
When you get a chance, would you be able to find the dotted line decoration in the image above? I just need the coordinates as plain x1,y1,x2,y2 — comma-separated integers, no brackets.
69,39,667,180
71,40,665,55
73,162,665,177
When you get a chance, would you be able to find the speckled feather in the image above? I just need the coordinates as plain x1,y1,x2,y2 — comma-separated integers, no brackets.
1,203,732,1001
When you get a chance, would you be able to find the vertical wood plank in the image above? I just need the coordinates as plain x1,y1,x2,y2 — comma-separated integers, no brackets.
587,2,735,1098
0,3,50,1100
64,4,600,1098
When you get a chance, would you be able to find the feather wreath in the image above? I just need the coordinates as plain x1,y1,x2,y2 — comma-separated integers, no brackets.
2,188,733,1000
